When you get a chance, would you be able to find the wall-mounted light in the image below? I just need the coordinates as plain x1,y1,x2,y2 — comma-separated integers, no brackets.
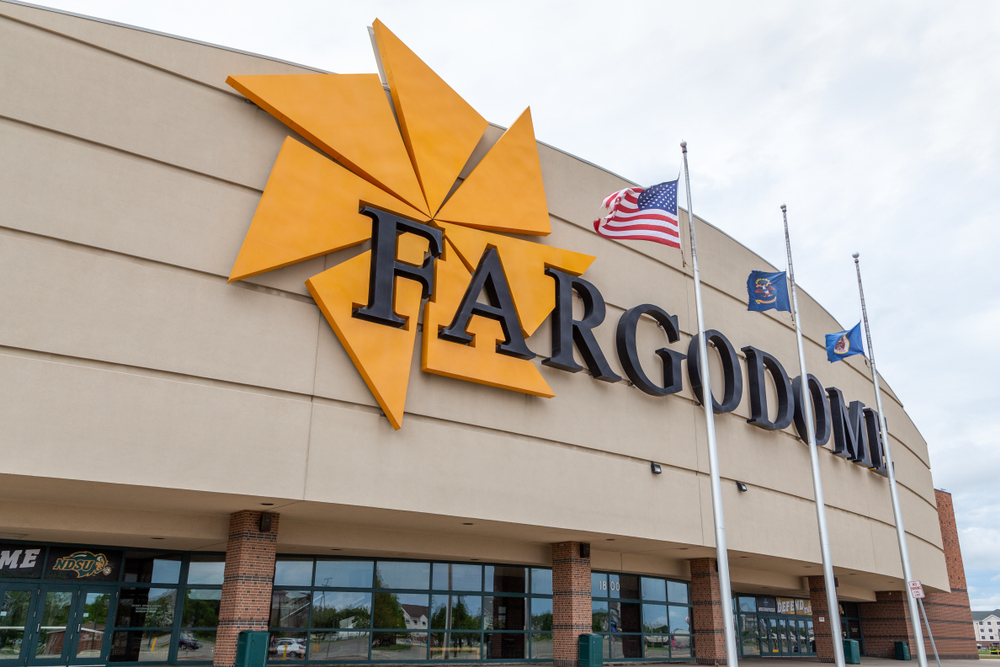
651,462,662,474
736,481,748,492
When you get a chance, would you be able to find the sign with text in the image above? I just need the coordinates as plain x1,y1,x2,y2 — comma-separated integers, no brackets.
908,581,925,599
0,543,44,579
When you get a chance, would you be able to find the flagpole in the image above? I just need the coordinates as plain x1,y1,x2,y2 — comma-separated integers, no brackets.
853,252,928,667
681,141,738,667
782,205,845,667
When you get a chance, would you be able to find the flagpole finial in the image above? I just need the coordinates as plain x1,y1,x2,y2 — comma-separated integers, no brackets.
852,252,860,259
780,204,787,213
680,140,687,152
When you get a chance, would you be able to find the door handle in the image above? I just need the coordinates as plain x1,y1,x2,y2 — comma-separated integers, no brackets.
77,624,81,633
36,623,40,633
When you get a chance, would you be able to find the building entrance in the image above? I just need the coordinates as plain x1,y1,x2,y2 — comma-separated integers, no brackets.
734,595,815,658
0,583,116,666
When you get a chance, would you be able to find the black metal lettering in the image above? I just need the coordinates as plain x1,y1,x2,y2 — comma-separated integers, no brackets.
615,304,686,396
543,268,621,382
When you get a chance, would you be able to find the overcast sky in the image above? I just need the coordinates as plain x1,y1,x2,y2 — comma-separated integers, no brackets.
31,0,1000,609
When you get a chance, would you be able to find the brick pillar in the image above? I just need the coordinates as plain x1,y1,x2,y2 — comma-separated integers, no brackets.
808,575,836,663
552,542,591,667
859,590,915,658
690,558,726,665
214,511,279,667
919,490,978,659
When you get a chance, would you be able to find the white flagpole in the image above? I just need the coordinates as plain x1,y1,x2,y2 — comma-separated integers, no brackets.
782,205,845,667
853,252,928,667
681,141,738,667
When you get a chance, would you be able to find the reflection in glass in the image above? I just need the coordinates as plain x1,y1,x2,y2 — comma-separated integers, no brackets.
123,554,181,585
530,598,552,632
592,601,609,632
485,632,524,659
609,602,640,633
669,605,692,658
274,560,313,587
116,588,177,629
591,573,607,598
484,566,526,594
175,630,216,662
644,635,670,660
530,633,553,659
642,604,668,633
315,561,374,589
269,591,310,629
620,575,641,600
430,632,482,660
373,593,429,630
182,589,221,628
35,591,72,659
740,613,760,656
668,581,689,604
483,597,526,631
530,569,552,595
430,596,482,631
432,564,481,592
371,632,426,660
76,592,110,658
779,619,789,653
311,591,372,629
309,632,370,661
186,557,225,586
0,590,32,660
739,596,757,613
641,578,666,602
268,631,307,661
375,562,430,590
108,630,173,662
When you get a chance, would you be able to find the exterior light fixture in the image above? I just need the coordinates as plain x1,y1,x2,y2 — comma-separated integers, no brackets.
650,462,662,474
736,481,748,492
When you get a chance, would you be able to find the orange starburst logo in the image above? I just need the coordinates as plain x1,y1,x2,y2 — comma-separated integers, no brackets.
227,21,594,429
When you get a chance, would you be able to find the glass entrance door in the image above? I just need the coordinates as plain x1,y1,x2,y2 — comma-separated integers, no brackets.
1,584,36,665
23,586,115,666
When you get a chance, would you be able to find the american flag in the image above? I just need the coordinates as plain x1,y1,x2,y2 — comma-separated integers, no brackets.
593,179,680,248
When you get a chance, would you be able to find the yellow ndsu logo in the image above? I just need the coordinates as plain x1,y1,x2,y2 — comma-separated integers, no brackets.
227,21,594,429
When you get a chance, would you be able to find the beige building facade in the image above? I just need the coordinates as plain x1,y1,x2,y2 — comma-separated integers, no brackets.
0,2,968,665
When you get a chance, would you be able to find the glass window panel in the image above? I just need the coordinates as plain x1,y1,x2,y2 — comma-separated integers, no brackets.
591,573,608,598
617,601,641,633
592,601,609,632
530,598,552,631
370,632,426,660
669,606,692,659
182,589,221,628
641,577,666,602
373,593,429,630
531,633,553,660
308,631,369,662
484,566,526,593
123,554,182,585
108,630,174,662
375,562,429,590
430,596,482,631
273,560,313,587
432,564,481,592
269,591,310,629
186,556,225,586
619,575,641,600
430,632,482,660
176,630,216,662
315,560,374,589
76,592,111,658
116,588,177,629
35,591,73,659
779,619,789,653
0,589,30,661
483,597,526,631
644,635,670,661
484,632,524,660
531,569,552,595
668,581,689,604
268,632,307,661
739,596,757,613
609,574,621,599
642,604,668,633
740,613,760,656
311,591,372,629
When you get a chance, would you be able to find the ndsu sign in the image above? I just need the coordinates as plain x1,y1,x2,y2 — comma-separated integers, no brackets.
227,19,891,478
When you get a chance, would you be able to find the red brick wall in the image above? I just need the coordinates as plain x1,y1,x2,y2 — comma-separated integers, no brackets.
808,575,836,663
552,542,591,667
859,589,915,658
214,511,279,667
921,490,977,659
690,558,726,665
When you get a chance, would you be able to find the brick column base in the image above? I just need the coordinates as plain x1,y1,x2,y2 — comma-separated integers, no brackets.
690,558,726,665
808,575,836,663
859,590,915,658
214,511,279,667
552,542,591,667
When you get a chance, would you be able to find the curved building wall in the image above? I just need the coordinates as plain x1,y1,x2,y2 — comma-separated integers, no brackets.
0,0,945,615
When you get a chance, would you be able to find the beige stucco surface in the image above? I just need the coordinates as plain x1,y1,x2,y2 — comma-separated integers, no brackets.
0,1,947,597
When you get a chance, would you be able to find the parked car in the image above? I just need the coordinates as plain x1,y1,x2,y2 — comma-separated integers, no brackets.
178,633,200,650
270,639,306,659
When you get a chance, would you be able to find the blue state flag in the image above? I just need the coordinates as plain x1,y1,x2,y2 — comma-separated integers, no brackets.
747,270,791,312
826,323,865,363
